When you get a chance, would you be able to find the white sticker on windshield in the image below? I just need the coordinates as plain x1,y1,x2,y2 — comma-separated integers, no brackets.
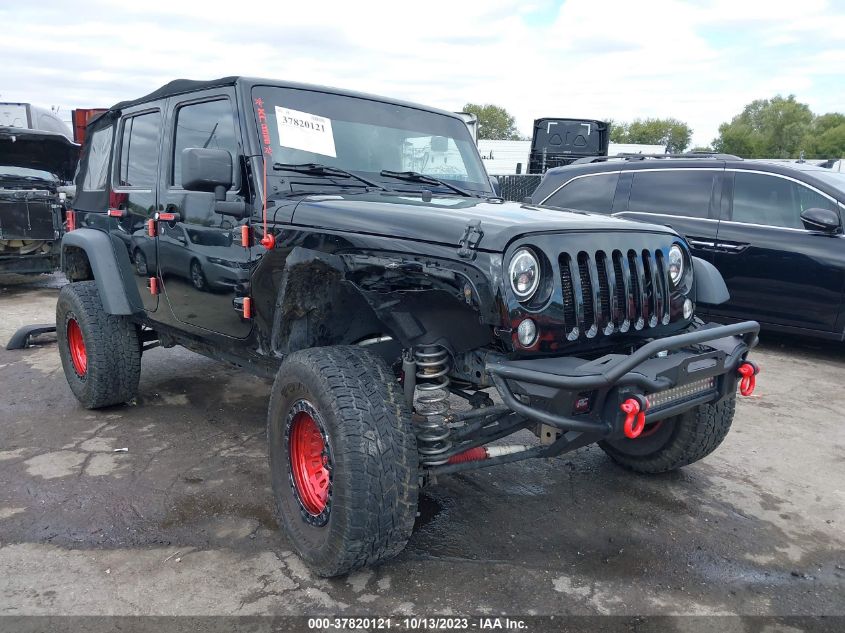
275,106,336,158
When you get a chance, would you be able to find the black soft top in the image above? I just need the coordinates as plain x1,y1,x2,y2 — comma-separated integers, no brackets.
110,77,239,111
107,76,464,122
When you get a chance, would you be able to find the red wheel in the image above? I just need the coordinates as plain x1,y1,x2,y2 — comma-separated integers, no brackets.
66,318,87,376
637,420,663,438
288,402,331,519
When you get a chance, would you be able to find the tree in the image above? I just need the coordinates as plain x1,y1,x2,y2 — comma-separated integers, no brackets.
712,95,814,158
607,118,692,153
462,103,522,140
803,113,845,158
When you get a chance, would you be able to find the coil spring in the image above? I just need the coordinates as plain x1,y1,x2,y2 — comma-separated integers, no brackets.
413,345,452,466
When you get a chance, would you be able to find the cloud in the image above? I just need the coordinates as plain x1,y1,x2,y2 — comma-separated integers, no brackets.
1,0,843,148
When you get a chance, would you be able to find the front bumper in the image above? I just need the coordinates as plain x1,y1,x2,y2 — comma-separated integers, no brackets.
486,321,759,439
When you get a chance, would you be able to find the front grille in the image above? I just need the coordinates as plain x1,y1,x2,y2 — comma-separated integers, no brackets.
558,248,671,339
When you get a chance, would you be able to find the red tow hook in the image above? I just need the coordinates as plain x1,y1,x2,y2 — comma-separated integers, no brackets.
620,395,649,439
737,360,760,396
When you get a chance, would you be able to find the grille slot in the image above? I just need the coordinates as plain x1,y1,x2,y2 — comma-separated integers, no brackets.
596,251,612,335
559,254,576,332
577,252,596,337
558,247,667,339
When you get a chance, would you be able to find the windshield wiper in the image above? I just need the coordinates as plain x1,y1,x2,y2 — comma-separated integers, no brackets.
379,170,473,197
273,163,389,190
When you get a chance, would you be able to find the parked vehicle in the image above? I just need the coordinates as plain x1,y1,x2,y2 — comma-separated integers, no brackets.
58,78,759,576
71,108,108,145
0,102,72,138
0,126,78,274
532,154,845,340
528,118,609,174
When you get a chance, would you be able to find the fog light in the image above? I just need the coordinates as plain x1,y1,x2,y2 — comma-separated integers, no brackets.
683,299,693,319
517,319,537,347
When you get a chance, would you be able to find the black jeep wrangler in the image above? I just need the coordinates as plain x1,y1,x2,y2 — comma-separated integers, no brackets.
58,77,760,577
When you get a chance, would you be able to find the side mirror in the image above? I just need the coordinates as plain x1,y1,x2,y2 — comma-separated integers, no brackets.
181,148,233,201
800,207,841,234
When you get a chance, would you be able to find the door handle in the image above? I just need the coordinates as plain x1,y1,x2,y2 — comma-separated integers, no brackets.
687,238,716,249
156,211,181,222
715,242,748,253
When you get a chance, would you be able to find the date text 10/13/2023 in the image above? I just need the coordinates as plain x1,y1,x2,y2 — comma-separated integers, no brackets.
307,617,529,630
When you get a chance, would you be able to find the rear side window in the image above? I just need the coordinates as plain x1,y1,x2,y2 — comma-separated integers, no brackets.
82,126,113,191
544,173,619,212
117,111,161,187
627,170,715,218
172,99,238,187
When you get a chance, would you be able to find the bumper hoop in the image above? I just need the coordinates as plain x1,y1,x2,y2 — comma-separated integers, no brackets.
487,320,760,435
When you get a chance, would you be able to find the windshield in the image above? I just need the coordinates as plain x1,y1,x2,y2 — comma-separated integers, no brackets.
252,86,491,194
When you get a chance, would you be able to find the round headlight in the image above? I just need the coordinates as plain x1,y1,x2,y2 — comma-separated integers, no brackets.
668,244,684,286
509,248,540,300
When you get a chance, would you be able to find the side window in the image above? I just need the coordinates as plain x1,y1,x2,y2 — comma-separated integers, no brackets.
732,172,804,229
796,183,835,214
82,126,114,191
117,111,161,188
172,99,238,187
545,173,619,212
627,170,715,218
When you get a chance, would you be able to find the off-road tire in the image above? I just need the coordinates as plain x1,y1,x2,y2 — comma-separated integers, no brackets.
599,394,736,473
56,281,141,409
267,346,418,577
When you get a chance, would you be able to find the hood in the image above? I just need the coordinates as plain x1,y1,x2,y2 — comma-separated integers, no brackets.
288,192,676,252
0,127,80,181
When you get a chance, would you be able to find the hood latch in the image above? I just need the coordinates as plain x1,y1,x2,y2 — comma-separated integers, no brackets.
457,221,483,259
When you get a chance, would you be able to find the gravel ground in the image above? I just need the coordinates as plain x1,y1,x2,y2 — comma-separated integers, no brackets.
0,272,843,624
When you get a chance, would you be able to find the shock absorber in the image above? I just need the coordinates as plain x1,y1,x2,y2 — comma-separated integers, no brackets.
413,345,453,466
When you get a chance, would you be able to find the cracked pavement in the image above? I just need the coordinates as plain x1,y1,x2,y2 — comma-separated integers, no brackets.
0,272,843,617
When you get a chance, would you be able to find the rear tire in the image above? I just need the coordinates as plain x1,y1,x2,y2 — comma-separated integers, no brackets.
267,346,418,577
599,394,736,473
56,281,141,409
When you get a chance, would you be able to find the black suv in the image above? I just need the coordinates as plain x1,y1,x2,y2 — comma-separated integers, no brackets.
58,78,759,576
532,154,845,340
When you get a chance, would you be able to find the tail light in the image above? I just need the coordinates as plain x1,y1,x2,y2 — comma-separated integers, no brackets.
66,209,77,232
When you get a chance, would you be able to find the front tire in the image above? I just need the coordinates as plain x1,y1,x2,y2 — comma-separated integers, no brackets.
267,346,418,577
599,394,736,473
56,281,141,409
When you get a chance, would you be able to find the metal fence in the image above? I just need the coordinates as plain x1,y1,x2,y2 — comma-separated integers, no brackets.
494,175,543,202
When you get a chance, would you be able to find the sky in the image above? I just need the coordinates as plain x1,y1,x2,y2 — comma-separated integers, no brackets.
2,0,844,147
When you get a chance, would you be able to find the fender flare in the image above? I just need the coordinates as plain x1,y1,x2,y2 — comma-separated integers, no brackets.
61,228,140,315
692,256,730,305
266,246,493,356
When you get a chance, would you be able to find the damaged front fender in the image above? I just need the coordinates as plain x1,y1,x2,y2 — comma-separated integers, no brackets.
267,246,502,357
